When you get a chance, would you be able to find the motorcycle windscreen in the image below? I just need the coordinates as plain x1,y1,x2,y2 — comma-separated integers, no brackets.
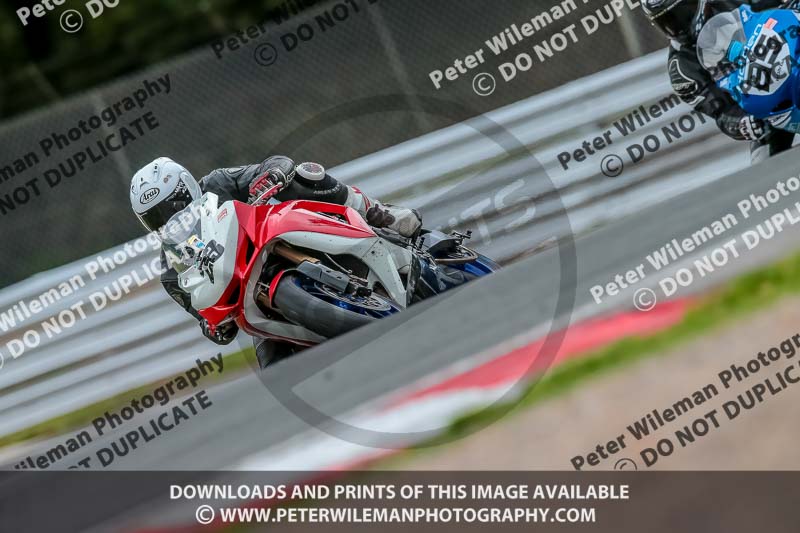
159,196,207,273
697,11,746,77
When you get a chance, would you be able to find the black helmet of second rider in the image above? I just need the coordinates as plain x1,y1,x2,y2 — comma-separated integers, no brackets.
643,0,704,44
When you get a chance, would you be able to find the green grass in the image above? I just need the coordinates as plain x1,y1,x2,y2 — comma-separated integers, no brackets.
395,251,800,454
0,347,256,449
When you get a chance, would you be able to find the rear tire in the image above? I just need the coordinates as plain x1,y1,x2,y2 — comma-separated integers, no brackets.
272,273,397,339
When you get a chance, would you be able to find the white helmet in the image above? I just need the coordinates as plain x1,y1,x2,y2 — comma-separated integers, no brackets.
130,157,202,232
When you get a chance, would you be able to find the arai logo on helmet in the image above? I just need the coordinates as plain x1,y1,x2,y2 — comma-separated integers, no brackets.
140,188,159,204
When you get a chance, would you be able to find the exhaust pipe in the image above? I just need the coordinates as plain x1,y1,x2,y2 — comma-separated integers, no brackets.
272,242,319,265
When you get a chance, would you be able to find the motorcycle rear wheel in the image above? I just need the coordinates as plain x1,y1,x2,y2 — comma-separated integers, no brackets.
272,273,399,339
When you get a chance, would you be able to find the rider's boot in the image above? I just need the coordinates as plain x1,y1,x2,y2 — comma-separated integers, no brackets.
344,186,422,238
751,128,795,164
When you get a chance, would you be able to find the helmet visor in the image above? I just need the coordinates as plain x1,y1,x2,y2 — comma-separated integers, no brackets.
697,12,746,74
136,177,196,232
649,0,699,40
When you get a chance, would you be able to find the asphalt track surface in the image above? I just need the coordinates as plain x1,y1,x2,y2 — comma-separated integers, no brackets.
5,147,800,531
10,146,800,468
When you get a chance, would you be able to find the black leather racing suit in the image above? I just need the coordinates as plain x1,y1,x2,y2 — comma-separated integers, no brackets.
669,0,795,161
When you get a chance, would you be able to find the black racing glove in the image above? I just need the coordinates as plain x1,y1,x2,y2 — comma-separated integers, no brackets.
365,205,397,228
248,167,294,204
738,115,766,141
200,319,238,345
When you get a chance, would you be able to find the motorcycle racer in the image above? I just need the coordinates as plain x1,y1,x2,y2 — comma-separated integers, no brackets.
643,0,796,162
129,156,422,368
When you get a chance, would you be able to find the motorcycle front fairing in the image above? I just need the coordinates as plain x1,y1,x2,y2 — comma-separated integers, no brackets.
161,193,246,325
164,192,409,319
162,195,361,344
161,193,496,344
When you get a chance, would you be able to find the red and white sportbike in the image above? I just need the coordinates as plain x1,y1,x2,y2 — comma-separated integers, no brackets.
160,184,499,347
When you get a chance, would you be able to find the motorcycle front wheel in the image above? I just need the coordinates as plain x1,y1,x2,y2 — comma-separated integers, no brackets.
272,272,400,339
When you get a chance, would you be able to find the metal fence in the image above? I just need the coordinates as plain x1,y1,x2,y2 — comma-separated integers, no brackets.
0,50,750,438
0,0,663,287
